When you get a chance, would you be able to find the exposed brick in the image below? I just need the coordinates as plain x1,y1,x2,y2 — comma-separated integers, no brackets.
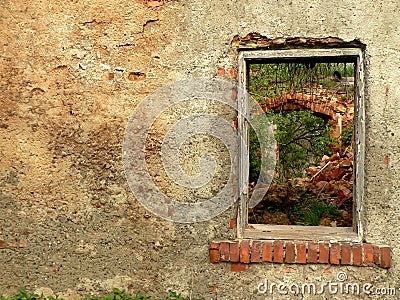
231,263,248,272
212,240,389,269
341,243,351,265
217,67,225,77
308,242,318,263
373,245,380,265
261,242,273,262
251,242,261,262
363,244,374,266
380,247,391,268
233,118,238,131
229,68,237,79
229,242,239,262
273,241,284,263
210,249,219,263
210,242,219,250
272,38,285,45
319,243,330,264
240,240,250,263
353,244,363,266
285,242,295,263
219,242,230,262
229,218,236,229
330,243,340,265
296,243,306,264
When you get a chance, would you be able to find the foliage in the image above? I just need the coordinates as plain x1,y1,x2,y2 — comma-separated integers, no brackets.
247,60,354,226
248,125,262,183
248,114,276,183
249,109,334,183
249,62,354,100
0,288,43,300
0,289,193,300
291,194,341,226
340,123,354,147
267,110,333,180
165,291,191,300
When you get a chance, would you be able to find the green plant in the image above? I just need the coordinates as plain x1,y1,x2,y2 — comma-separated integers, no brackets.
0,289,194,300
83,288,155,300
165,291,189,300
0,288,40,300
267,110,333,180
248,114,277,183
340,123,354,147
291,195,340,226
249,62,355,100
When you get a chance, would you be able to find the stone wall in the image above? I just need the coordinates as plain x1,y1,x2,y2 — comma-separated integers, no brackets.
1,0,400,299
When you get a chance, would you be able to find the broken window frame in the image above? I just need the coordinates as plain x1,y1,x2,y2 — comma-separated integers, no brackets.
237,48,365,242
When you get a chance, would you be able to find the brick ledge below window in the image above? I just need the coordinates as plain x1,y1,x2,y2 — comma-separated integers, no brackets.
210,240,391,269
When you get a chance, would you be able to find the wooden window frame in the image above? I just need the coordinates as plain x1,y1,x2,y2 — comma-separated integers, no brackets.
237,48,365,242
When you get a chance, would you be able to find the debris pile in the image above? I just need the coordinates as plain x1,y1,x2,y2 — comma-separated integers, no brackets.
249,148,354,227
304,149,353,208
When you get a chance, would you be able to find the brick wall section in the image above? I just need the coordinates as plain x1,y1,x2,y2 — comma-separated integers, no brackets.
210,241,391,269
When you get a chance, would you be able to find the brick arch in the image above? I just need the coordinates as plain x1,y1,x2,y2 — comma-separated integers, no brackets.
260,92,354,137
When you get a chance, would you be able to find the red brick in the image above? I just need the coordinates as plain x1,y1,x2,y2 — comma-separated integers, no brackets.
363,244,374,266
251,242,261,262
330,243,340,265
229,68,237,79
229,242,239,262
233,118,238,131
240,240,250,263
285,242,295,263
273,241,284,263
272,38,286,45
210,249,219,263
219,242,230,262
373,245,380,265
341,243,351,265
353,244,362,266
380,247,391,268
231,263,248,272
210,242,219,250
217,67,225,77
308,242,318,263
229,218,236,229
319,243,330,264
296,243,306,264
262,242,273,262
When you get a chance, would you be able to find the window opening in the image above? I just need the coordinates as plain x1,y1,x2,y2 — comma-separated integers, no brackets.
238,49,364,241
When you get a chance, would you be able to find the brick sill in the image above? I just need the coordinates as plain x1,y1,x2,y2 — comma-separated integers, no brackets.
210,240,391,269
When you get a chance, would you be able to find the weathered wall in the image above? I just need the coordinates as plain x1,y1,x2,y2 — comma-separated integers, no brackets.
1,0,400,298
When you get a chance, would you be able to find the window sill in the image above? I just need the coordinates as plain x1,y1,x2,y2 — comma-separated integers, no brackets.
244,224,358,242
210,240,391,269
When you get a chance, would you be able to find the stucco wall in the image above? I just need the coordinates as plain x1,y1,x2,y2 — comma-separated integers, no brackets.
1,0,400,299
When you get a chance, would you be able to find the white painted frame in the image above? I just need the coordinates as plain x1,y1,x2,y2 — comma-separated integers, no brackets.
237,48,365,242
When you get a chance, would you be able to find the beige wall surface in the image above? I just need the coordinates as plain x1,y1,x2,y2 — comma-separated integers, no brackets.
1,0,399,298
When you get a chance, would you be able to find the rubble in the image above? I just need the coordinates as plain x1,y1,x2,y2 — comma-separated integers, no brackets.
304,147,353,207
249,147,354,227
